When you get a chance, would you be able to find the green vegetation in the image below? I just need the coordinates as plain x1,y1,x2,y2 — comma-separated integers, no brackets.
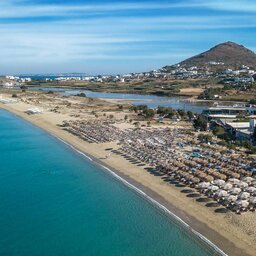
213,125,256,154
198,134,213,143
198,87,223,99
193,115,208,131
249,99,256,104
156,106,176,118
212,126,225,136
75,92,87,97
25,78,222,98
142,108,155,118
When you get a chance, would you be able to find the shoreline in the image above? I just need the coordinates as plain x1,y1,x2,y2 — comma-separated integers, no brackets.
0,102,255,256
56,136,226,255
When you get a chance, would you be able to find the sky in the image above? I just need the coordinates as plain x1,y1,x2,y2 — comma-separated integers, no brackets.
0,0,256,75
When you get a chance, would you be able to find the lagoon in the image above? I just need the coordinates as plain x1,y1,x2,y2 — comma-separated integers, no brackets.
31,87,211,113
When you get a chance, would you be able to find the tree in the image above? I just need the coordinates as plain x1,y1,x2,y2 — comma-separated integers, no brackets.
187,111,194,120
156,106,166,115
193,115,208,131
20,85,27,90
75,93,86,97
142,108,155,118
249,99,256,105
177,109,186,118
166,109,175,118
137,105,148,111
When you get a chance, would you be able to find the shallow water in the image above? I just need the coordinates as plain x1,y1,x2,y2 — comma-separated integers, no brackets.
30,87,210,113
0,109,222,256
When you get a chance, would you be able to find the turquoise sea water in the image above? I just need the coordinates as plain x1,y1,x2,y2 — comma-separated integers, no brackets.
0,109,222,256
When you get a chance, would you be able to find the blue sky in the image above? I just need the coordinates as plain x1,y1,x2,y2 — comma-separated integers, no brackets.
0,0,256,75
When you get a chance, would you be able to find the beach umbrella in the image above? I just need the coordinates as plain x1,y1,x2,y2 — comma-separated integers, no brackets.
228,178,240,184
230,187,242,195
208,185,219,192
219,174,227,180
237,181,249,189
198,182,210,189
227,195,238,202
249,197,256,204
205,175,214,182
215,190,229,198
223,183,233,191
246,186,256,193
238,192,250,200
191,177,200,184
242,177,254,184
230,173,241,179
235,199,249,208
212,179,225,186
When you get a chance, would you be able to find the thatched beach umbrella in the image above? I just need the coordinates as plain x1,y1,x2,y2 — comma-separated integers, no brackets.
203,175,213,182
191,177,200,184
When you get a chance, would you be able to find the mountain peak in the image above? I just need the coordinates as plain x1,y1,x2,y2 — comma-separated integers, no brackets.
178,41,256,69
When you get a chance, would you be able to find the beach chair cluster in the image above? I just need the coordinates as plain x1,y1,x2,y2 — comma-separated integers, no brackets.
63,120,125,143
62,120,256,214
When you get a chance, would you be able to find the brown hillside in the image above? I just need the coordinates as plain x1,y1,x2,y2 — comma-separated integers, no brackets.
178,41,256,69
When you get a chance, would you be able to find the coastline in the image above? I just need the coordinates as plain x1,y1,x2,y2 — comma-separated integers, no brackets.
56,136,226,256
0,102,255,256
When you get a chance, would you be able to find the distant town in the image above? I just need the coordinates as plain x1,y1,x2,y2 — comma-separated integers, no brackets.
2,61,255,90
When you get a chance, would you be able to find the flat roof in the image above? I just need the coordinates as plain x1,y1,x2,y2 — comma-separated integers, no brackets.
226,122,250,129
209,114,237,118
208,107,245,111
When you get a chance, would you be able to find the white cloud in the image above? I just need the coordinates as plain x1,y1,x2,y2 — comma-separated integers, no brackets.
0,1,197,18
0,0,255,74
1,0,255,20
196,0,256,13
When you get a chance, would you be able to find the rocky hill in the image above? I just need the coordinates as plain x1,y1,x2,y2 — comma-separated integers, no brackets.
177,41,256,69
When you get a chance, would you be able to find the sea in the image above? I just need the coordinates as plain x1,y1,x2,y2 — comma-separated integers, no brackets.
0,109,224,256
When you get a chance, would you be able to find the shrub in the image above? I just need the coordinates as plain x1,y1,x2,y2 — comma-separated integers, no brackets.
193,115,208,131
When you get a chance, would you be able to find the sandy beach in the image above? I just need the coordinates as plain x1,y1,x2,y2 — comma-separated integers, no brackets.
0,91,256,256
